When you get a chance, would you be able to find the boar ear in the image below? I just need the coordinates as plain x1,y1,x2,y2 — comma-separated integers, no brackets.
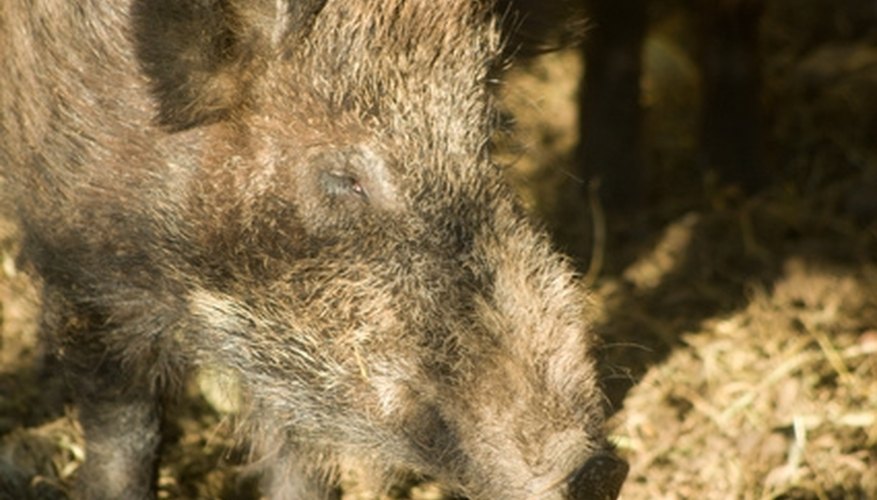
131,0,327,131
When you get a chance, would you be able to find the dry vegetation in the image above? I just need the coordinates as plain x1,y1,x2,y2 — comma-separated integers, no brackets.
2,1,877,498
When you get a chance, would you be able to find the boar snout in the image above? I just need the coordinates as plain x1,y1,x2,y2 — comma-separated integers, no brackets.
567,451,629,500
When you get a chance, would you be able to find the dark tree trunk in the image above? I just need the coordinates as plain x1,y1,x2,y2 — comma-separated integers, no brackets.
697,0,765,192
578,0,647,211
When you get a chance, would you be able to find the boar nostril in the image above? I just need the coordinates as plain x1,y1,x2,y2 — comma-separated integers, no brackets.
567,452,629,500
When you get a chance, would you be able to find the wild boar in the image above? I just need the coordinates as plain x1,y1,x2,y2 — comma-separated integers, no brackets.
0,0,627,498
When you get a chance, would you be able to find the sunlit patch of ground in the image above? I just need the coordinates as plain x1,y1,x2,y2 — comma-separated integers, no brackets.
614,255,877,499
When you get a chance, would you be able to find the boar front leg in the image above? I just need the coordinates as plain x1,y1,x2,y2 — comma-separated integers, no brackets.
75,390,162,499
46,294,163,500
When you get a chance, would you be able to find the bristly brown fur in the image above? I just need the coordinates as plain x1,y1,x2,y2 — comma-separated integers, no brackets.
0,1,626,498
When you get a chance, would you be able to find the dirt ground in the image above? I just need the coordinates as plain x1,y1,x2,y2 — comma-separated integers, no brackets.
2,5,877,500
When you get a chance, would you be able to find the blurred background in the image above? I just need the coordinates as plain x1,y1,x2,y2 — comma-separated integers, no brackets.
493,0,877,497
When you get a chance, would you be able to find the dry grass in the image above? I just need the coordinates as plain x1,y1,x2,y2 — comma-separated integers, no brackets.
615,258,877,499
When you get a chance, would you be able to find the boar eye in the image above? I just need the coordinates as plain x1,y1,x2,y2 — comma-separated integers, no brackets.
320,171,369,202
